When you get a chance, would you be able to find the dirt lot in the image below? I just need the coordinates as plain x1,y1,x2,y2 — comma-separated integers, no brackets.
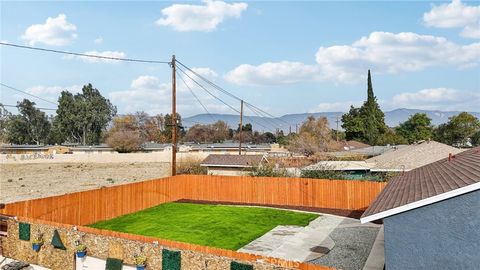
0,162,170,203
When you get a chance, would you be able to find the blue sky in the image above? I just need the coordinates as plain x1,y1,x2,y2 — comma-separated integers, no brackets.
1,0,479,119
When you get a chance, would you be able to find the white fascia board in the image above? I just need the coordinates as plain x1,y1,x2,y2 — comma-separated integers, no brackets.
360,182,480,224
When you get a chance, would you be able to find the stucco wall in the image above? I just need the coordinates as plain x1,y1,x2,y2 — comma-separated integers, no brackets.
383,190,480,270
207,167,251,176
2,220,300,270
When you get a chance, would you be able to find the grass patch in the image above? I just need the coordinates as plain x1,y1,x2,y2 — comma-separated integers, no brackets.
89,202,318,250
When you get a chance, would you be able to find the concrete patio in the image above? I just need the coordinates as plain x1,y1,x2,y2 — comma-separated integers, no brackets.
238,213,383,270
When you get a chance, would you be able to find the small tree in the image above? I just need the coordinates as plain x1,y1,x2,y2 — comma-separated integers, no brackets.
5,99,51,145
396,113,434,143
435,112,480,146
288,116,334,155
106,115,143,153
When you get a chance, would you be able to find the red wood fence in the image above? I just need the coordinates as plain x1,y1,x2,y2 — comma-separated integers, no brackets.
1,175,386,226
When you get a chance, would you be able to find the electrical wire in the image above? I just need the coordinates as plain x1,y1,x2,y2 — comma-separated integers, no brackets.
0,42,171,64
175,60,292,128
1,104,57,111
176,66,273,132
0,82,58,105
176,71,216,123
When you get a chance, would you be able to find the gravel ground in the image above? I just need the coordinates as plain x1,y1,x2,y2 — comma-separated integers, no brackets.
0,162,170,203
310,218,380,270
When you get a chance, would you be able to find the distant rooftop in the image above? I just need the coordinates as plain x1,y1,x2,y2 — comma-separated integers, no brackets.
366,140,464,171
361,147,480,223
303,161,371,171
200,154,266,168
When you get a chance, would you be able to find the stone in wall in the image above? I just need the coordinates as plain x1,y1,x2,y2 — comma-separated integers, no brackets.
2,220,301,270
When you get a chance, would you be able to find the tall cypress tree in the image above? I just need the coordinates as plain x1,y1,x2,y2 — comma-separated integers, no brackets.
360,70,387,144
367,70,374,102
342,70,387,145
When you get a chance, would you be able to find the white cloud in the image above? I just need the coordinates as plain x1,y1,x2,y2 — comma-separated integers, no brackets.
94,37,103,44
311,101,362,113
156,0,247,32
21,14,77,46
109,75,170,114
226,32,480,85
315,32,480,81
26,85,82,96
424,0,480,39
310,88,480,112
178,67,218,91
110,69,233,116
191,67,218,78
65,50,126,64
225,61,319,86
391,88,480,111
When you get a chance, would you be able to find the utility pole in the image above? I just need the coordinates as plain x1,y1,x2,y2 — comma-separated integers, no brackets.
335,115,340,142
289,126,291,135
238,100,244,155
171,55,177,176
295,124,298,134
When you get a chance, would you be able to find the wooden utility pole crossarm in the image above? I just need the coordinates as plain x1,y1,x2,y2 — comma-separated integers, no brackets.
171,55,177,176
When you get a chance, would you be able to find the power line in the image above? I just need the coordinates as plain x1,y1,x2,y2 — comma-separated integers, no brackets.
243,105,280,132
1,104,57,111
0,42,171,64
176,70,216,123
0,82,58,105
175,60,291,127
176,66,273,132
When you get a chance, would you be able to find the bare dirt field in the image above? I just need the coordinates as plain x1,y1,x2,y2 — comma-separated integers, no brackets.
0,162,170,203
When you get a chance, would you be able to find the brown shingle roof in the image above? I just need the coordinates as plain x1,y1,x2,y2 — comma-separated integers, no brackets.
366,140,464,171
201,154,265,168
361,147,480,223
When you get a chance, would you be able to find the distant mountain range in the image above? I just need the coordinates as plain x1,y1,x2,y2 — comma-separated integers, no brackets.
183,108,480,132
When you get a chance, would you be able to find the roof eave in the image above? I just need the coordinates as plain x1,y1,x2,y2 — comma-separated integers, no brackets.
361,182,480,224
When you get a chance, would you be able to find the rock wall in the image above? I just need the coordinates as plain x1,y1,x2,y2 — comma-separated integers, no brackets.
2,220,299,270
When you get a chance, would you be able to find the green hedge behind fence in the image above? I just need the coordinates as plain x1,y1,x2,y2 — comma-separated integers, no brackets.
162,249,181,270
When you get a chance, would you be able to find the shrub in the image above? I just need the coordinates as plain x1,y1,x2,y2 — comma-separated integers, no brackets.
249,164,290,177
107,130,143,153
301,169,348,180
176,158,207,175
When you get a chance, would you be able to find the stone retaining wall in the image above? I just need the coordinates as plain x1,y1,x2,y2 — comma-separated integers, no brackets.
2,219,303,270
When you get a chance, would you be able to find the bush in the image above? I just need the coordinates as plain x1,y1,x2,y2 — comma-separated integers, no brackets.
176,158,207,175
249,164,290,177
106,130,143,153
301,169,348,180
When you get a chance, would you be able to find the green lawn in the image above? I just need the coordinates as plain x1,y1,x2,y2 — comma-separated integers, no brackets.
89,202,318,250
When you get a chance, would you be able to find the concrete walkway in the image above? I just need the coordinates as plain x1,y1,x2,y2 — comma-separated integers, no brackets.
239,214,382,270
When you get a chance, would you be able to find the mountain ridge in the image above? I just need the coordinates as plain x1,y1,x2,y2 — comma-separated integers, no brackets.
183,108,480,132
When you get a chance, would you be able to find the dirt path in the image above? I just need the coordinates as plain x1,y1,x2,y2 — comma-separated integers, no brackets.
0,162,170,203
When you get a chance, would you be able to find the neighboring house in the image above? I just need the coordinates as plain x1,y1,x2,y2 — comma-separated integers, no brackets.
200,154,267,176
189,142,272,155
0,145,70,154
302,160,372,179
366,140,464,172
327,145,403,159
339,140,370,151
69,144,116,154
361,147,480,270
